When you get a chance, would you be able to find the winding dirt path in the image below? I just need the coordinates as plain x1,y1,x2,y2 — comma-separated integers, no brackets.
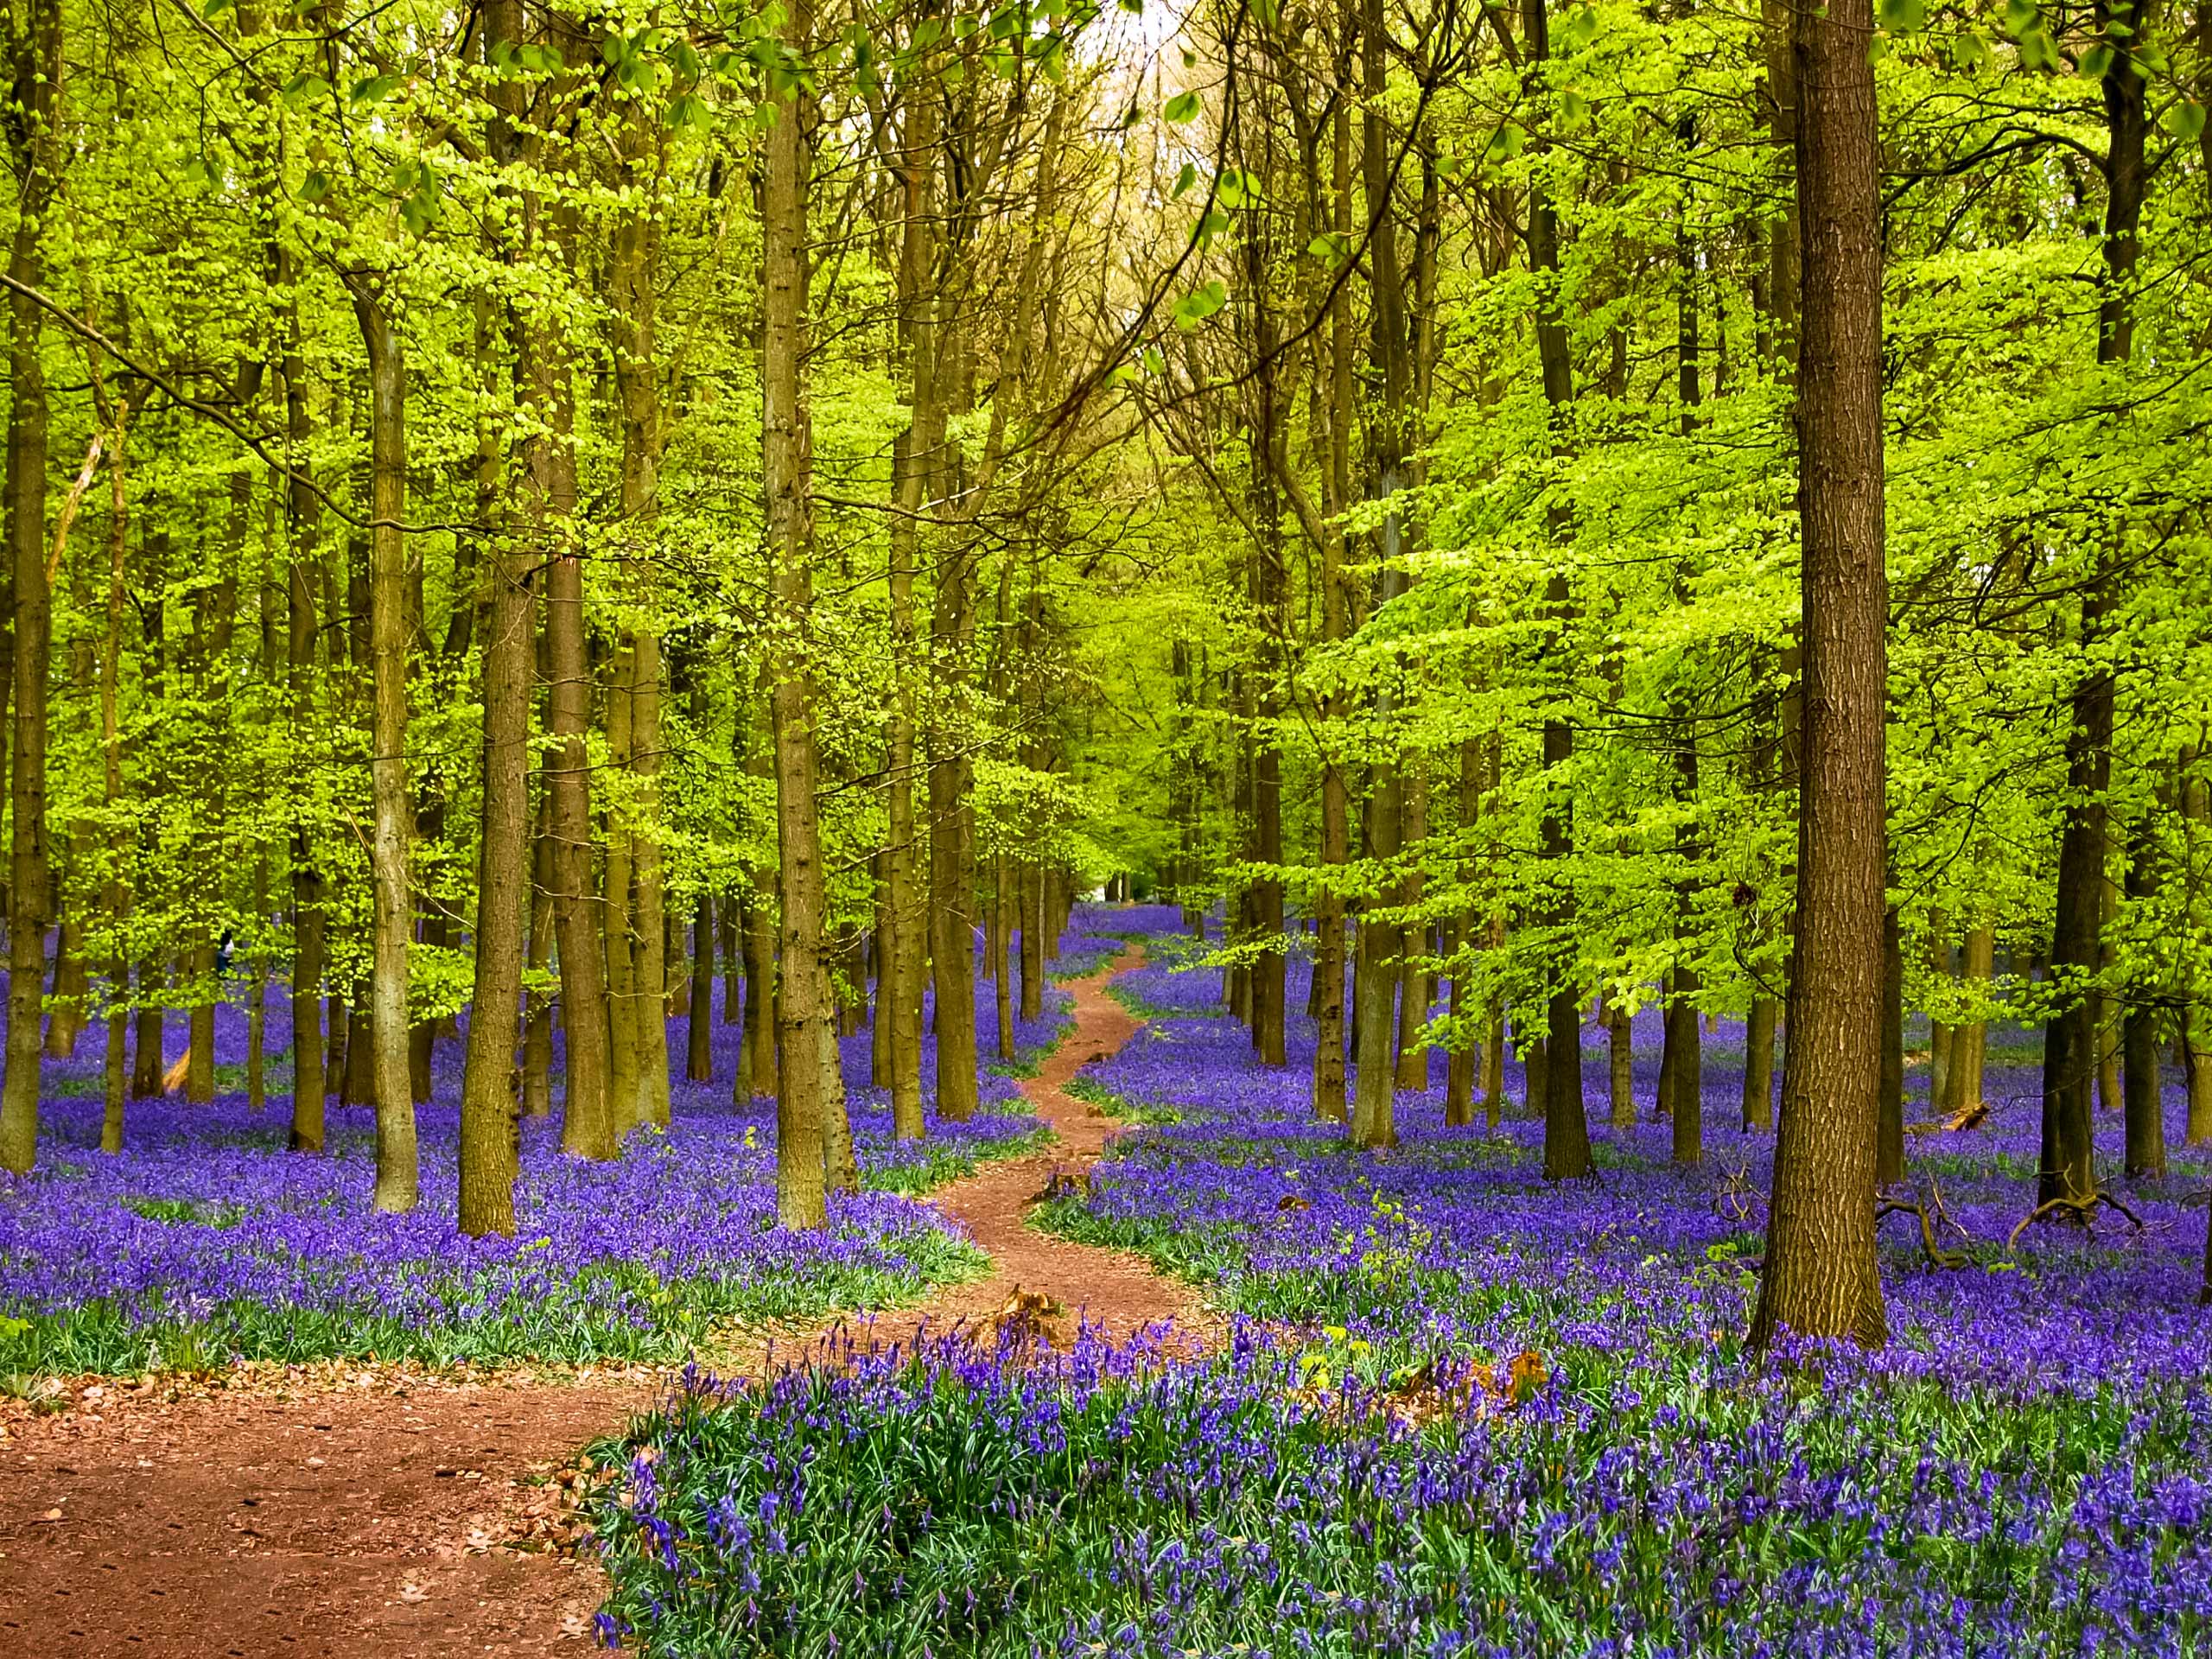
0,944,1182,1657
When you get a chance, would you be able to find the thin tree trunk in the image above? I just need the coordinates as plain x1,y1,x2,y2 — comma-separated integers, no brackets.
764,9,836,1226
631,633,671,1128
2123,817,2165,1178
1608,1001,1634,1129
2040,0,2145,1211
283,293,327,1154
604,643,640,1132
522,790,555,1117
457,25,534,1230
1743,995,1777,1128
992,855,1014,1062
687,892,714,1083
351,283,416,1214
1878,902,1904,1188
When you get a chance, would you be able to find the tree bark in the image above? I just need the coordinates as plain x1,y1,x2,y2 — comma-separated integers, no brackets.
351,283,416,1214
1742,994,1777,1129
0,0,59,1175
2122,817,2165,1178
283,295,327,1154
1878,902,1904,1188
2037,0,2145,1210
763,9,839,1227
1749,0,1888,1349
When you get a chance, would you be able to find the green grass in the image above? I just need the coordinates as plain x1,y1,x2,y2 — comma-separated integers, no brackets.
0,1237,991,1379
1060,1076,1179,1125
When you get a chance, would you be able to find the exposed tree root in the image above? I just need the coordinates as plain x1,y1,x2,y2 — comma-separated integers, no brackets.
2006,1190,2145,1253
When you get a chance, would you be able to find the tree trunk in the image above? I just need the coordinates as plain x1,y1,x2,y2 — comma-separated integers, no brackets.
1742,995,1777,1129
352,284,416,1214
541,323,613,1160
0,0,59,1174
1749,0,1888,1349
1394,769,1429,1090
283,296,327,1154
631,634,671,1128
2039,0,2145,1211
763,10,839,1227
1878,902,1904,1188
2123,818,2165,1178
604,645,640,1132
686,892,714,1083
1608,1001,1634,1129
992,855,1014,1063
522,791,555,1118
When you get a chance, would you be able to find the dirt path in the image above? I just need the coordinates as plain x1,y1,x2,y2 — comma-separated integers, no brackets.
0,944,1181,1657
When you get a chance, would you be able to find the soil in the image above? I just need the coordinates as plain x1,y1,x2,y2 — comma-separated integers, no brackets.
0,944,1192,1656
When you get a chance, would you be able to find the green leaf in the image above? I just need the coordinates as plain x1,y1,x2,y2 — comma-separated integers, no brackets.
300,168,333,202
1306,230,1349,264
2165,100,2207,143
1172,279,1227,330
1164,90,1200,123
2078,42,2113,79
1484,123,1526,162
665,92,713,132
1117,0,1141,11
280,72,330,109
1559,88,1590,130
1172,162,1198,200
1141,345,1166,374
1878,0,1924,34
2002,0,2037,37
1561,5,1599,48
1948,30,1993,72
350,73,403,105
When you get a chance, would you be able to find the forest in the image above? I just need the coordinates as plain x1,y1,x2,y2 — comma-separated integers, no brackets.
0,0,2207,1647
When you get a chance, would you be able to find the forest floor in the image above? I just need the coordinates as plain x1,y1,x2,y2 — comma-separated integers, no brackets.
0,944,1193,1658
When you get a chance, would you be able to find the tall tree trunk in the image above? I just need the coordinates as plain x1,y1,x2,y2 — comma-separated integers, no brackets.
610,101,672,1133
540,315,613,1160
928,559,979,1121
456,11,533,1231
1749,0,1888,1348
881,76,938,1137
351,284,416,1214
0,0,58,1175
98,385,131,1152
283,296,327,1154
763,8,838,1226
604,645,640,1131
630,635,671,1128
1350,0,1412,1153
2039,0,2144,1213
1523,0,1589,1182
